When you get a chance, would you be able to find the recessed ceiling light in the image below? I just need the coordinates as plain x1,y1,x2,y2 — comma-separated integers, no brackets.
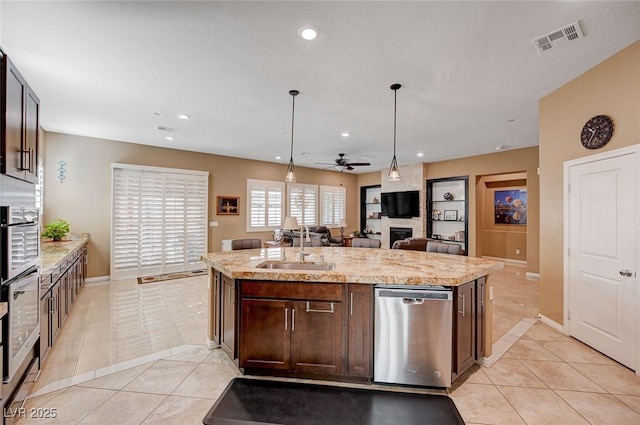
299,26,318,41
496,145,506,150
275,156,281,160
165,136,174,141
341,132,350,137
417,152,424,157
299,152,311,156
177,114,191,120
507,118,515,123
152,112,160,117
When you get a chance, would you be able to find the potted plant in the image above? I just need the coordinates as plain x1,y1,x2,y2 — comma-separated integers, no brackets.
42,219,70,242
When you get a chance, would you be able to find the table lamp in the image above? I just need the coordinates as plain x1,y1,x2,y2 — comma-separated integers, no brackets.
283,217,299,230
339,219,348,238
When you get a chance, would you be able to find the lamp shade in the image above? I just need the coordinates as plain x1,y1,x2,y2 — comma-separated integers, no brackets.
283,216,299,230
339,219,348,228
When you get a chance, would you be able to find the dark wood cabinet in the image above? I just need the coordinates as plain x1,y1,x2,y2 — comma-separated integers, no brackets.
453,280,475,379
240,298,290,370
221,274,236,358
39,290,52,360
475,277,486,360
238,280,344,376
1,54,39,183
291,300,342,375
210,270,221,346
347,284,372,377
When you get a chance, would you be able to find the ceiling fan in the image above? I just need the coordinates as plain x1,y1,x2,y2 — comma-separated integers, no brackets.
316,153,371,171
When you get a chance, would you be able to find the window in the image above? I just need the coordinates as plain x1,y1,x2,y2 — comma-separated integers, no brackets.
111,164,208,280
247,179,284,232
287,183,317,227
319,185,346,227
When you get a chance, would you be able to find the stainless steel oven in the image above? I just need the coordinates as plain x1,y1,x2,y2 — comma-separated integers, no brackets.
1,206,40,282
1,266,40,382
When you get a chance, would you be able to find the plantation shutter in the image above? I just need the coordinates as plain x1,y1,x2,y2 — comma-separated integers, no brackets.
319,185,346,227
247,179,284,231
111,164,208,280
287,183,318,227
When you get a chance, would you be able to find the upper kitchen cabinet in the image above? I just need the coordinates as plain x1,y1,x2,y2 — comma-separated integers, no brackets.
1,51,40,183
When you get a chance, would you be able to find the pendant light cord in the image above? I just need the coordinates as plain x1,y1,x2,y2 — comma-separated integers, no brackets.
290,93,296,160
393,88,397,157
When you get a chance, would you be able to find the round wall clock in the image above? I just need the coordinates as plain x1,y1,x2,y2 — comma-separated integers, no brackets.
580,115,614,149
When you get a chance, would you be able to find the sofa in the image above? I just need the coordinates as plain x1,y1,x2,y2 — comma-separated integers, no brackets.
276,226,344,246
391,237,428,251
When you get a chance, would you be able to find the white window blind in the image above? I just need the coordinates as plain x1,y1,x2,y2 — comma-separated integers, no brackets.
247,179,284,232
320,185,346,227
111,164,208,280
287,183,318,227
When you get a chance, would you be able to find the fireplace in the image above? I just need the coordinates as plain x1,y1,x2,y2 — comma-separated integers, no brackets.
389,227,413,248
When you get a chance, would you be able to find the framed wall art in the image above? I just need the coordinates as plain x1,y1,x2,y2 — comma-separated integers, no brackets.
494,190,527,224
217,196,239,215
443,210,458,221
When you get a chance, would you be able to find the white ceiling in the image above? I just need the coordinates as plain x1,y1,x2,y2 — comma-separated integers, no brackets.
2,1,639,173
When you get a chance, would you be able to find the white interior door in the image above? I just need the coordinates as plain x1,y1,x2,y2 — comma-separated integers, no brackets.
567,150,637,369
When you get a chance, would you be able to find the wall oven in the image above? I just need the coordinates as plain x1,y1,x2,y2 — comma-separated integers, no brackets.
0,205,40,383
1,206,40,282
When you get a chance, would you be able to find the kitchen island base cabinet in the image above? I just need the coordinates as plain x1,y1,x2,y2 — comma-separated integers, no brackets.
347,284,372,377
220,274,236,359
452,280,476,380
239,281,343,376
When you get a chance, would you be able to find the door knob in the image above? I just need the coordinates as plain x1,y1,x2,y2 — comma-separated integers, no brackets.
619,270,633,277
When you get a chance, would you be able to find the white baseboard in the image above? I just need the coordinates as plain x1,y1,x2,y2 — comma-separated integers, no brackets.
538,314,568,334
206,339,220,350
479,355,495,368
84,275,110,284
481,256,527,267
525,272,540,281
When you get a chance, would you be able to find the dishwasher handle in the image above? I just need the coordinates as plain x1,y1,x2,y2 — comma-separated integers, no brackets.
377,289,452,301
402,298,425,305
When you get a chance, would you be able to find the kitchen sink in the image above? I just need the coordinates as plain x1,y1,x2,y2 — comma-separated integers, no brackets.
256,261,336,271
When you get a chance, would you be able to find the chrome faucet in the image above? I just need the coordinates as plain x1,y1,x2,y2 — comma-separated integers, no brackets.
299,224,311,261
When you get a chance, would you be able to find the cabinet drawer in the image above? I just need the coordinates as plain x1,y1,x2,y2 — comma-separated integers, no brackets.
240,281,342,302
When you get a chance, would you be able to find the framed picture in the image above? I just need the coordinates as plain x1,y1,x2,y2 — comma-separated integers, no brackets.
443,210,458,221
217,196,239,215
494,190,527,224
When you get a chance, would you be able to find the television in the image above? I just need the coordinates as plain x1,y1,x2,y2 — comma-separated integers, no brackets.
381,190,420,218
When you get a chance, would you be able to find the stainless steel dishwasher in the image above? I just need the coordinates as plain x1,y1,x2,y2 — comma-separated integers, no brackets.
374,286,453,387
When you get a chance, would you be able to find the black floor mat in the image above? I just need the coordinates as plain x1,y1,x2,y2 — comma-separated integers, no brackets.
203,378,465,425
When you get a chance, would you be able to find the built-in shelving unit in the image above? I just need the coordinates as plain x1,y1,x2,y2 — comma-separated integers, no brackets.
360,185,382,239
427,176,469,255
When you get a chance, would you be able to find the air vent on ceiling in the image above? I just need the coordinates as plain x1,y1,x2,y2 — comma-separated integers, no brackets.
532,21,584,53
157,126,177,133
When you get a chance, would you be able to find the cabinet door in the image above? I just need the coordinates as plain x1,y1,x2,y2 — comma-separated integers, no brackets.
51,282,61,342
220,274,236,358
475,277,486,360
210,271,221,346
347,284,372,377
454,281,475,377
3,58,27,179
240,299,291,370
23,86,39,183
39,291,51,360
291,300,342,375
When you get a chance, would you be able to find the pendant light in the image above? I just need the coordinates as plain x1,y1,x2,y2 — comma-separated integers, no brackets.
285,89,299,183
388,83,402,181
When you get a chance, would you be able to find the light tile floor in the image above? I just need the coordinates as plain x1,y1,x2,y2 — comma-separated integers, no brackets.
15,266,640,424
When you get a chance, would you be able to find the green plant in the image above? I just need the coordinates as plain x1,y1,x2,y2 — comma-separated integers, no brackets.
42,219,70,241
352,230,361,237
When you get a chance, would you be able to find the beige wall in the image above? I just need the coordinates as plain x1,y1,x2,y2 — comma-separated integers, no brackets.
424,147,540,272
539,41,640,324
43,132,358,278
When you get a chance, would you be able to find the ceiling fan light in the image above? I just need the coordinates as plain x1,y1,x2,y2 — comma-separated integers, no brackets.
388,155,401,181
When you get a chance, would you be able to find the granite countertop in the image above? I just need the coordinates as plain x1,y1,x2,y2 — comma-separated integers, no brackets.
201,247,503,286
41,233,90,277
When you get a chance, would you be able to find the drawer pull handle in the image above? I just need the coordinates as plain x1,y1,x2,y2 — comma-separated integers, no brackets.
459,294,465,316
306,301,334,314
284,308,288,331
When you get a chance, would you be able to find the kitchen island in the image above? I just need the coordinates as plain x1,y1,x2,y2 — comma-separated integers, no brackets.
202,247,503,385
